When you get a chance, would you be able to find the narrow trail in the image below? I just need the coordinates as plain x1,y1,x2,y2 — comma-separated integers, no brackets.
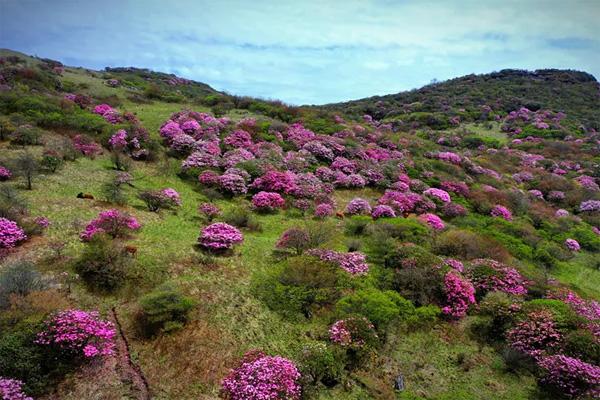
111,306,151,400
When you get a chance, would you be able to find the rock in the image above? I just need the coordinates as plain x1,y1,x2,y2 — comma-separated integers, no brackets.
394,374,405,391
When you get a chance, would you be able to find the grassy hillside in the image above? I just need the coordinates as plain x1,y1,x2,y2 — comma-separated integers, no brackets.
0,50,599,400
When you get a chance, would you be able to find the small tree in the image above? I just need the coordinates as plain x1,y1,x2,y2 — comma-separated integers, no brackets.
13,152,39,190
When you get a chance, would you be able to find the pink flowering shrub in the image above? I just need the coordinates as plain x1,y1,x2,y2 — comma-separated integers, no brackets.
252,191,285,212
307,249,369,275
198,223,243,250
490,205,513,221
468,259,527,297
161,188,182,206
565,238,580,252
0,378,32,400
34,216,50,229
108,129,128,149
252,171,297,194
436,151,462,165
314,203,334,218
218,173,248,195
329,317,378,348
548,289,600,322
440,181,469,196
579,200,600,213
506,310,563,359
198,203,221,221
224,130,253,148
538,355,600,398
345,198,372,215
423,188,451,203
371,205,396,219
80,209,141,241
377,190,416,214
418,213,445,230
441,271,476,318
36,309,116,359
0,166,11,181
444,258,464,273
72,135,102,157
0,218,27,248
221,351,301,400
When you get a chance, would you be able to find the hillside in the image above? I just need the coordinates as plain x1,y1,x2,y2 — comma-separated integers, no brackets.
0,49,599,400
324,69,600,130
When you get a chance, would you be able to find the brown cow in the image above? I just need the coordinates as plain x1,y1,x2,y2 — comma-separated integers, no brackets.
76,192,94,200
335,211,345,219
124,245,137,256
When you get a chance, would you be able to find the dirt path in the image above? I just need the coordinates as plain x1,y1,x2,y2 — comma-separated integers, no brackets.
111,307,151,400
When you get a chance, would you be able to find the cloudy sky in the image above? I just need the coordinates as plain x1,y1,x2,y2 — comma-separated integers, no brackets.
1,0,599,104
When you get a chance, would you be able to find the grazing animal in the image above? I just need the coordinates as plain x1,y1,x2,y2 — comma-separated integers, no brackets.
124,245,137,256
335,211,345,219
77,192,94,200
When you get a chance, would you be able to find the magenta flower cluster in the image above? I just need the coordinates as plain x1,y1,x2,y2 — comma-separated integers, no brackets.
371,205,396,219
198,203,221,220
36,309,116,358
198,223,243,250
0,218,27,248
469,259,528,296
0,166,11,181
0,378,32,400
329,317,377,348
538,355,600,399
490,205,513,221
506,310,563,359
441,271,476,318
345,198,372,215
565,238,580,252
307,249,369,275
579,200,600,213
221,352,301,400
252,191,285,212
314,203,334,218
418,213,445,230
162,188,182,206
80,209,141,241
423,188,451,203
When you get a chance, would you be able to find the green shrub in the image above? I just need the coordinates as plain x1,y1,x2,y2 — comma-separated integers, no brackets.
563,329,600,365
74,236,131,291
344,215,372,236
520,299,582,331
0,261,46,309
473,292,519,341
253,256,348,319
137,284,195,336
335,288,415,329
433,229,509,261
222,206,262,231
296,342,345,388
567,225,600,251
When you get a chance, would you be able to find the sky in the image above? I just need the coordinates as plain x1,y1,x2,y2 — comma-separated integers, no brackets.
1,0,599,105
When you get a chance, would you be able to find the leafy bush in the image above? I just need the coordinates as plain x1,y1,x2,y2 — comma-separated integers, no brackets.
74,236,131,291
344,215,372,236
296,342,345,388
0,261,45,309
221,206,262,231
335,288,415,329
434,229,509,262
137,284,195,336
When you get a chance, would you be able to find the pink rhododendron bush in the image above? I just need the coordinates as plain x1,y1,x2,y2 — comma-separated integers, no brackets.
538,355,600,399
36,309,116,359
221,350,301,400
329,317,378,348
467,259,527,297
80,209,141,241
0,378,32,400
198,222,243,251
307,249,369,275
252,191,285,212
441,271,476,318
0,218,27,249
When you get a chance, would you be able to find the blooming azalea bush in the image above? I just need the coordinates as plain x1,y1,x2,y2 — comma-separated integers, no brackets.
198,202,221,221
198,223,243,251
468,259,527,297
221,351,301,400
314,203,334,218
80,209,141,241
0,378,32,400
441,271,476,318
423,188,451,203
565,238,580,252
538,355,600,398
506,310,563,359
307,249,369,275
371,205,396,219
0,166,11,181
36,309,116,359
491,205,513,221
418,213,445,230
329,317,378,348
252,191,285,212
161,188,182,207
345,198,372,216
0,218,27,249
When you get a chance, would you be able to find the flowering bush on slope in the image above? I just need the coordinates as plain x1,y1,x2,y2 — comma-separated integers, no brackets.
490,205,513,221
423,188,451,203
468,259,527,296
36,309,116,359
442,271,476,318
0,218,27,249
221,351,301,400
314,203,334,218
198,203,221,221
418,213,445,230
0,166,11,181
329,317,378,348
371,205,396,219
80,209,141,241
345,198,372,215
307,249,369,275
506,310,563,359
161,188,182,206
0,378,32,400
252,191,285,212
538,355,600,399
198,223,243,250
565,238,581,252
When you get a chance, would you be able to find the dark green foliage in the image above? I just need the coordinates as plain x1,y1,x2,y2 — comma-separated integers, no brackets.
253,256,348,320
296,342,345,389
0,261,46,309
563,329,600,365
344,215,372,236
471,292,518,342
74,236,131,291
335,288,415,329
137,284,195,336
221,206,262,231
